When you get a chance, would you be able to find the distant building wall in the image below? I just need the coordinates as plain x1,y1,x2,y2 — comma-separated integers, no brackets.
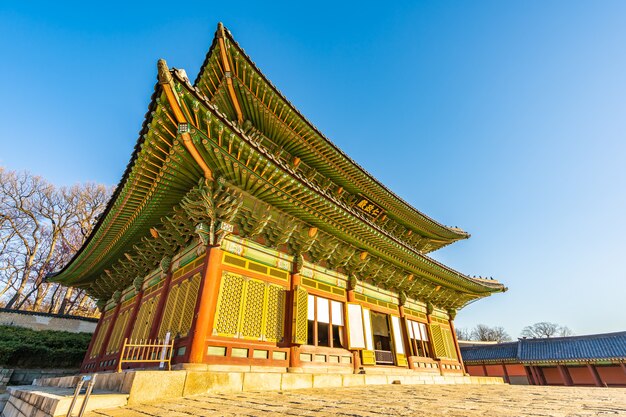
0,308,97,333
569,366,595,385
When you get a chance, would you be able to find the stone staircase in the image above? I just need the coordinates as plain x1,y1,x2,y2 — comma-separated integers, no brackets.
2,386,127,417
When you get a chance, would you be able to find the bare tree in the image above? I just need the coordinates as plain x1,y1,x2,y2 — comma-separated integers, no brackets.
521,322,573,338
469,324,511,343
0,167,110,316
455,327,472,341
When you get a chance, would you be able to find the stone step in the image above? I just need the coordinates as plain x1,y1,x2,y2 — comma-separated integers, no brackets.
3,386,128,417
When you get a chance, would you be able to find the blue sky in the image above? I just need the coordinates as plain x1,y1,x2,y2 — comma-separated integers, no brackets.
2,1,625,338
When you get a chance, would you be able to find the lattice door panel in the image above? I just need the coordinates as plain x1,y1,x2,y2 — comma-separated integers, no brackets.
292,286,308,345
130,294,161,341
240,279,266,340
177,273,201,337
214,273,245,337
264,284,286,342
430,323,447,359
442,327,458,360
89,312,113,358
158,284,180,338
106,309,130,354
213,271,286,342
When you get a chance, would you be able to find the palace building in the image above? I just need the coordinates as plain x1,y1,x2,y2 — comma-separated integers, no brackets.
49,23,506,376
461,332,626,386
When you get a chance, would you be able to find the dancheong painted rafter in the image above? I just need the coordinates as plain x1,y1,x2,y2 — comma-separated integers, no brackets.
48,23,505,375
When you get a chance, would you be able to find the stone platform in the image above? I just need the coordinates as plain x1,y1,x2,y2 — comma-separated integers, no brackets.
85,384,626,417
1,369,503,416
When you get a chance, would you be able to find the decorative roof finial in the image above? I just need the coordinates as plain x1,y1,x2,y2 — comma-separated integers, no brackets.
157,59,172,85
217,22,225,38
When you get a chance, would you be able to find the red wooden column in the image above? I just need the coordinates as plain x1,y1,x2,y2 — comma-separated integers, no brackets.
535,366,548,385
347,283,362,374
557,365,573,386
620,362,626,376
448,317,466,374
482,364,488,376
501,363,510,384
188,246,223,364
121,284,145,344
530,366,545,385
398,306,415,370
524,366,536,385
148,262,173,340
81,311,105,371
587,364,604,387
96,301,122,370
287,270,302,369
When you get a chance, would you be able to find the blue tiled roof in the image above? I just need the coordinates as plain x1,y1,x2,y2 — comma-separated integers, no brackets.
461,331,626,364
461,342,518,362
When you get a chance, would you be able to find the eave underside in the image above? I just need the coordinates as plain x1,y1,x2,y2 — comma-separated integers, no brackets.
194,25,469,253
50,71,504,310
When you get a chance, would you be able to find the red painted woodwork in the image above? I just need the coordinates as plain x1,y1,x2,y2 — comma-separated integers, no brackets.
542,367,563,385
448,320,466,374
466,365,485,376
148,269,173,340
187,247,218,363
557,365,573,386
567,366,594,385
596,365,626,386
485,364,504,377
504,364,526,376
587,364,604,387
80,315,104,372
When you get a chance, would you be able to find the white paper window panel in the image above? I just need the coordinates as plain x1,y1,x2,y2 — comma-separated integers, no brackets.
331,300,344,326
347,303,366,349
390,315,405,354
419,322,429,341
409,321,422,340
362,308,374,350
307,294,315,320
407,320,415,339
317,296,330,324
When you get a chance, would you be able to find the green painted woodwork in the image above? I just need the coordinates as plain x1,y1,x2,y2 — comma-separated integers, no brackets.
50,26,506,311
195,25,468,253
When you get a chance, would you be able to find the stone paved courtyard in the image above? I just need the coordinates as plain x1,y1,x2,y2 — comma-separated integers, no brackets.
87,384,626,417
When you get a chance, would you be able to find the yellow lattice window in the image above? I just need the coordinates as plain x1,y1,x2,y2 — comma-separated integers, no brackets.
241,279,265,339
178,273,201,336
214,273,245,337
430,323,447,359
442,327,458,360
158,274,201,338
89,311,113,358
106,309,130,354
130,294,161,341
213,271,286,342
158,283,179,338
264,284,285,343
292,286,308,345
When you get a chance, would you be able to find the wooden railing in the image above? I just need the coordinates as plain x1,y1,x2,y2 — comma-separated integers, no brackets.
117,338,174,372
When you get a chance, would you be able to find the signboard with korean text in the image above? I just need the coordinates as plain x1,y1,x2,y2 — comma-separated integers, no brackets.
354,195,384,219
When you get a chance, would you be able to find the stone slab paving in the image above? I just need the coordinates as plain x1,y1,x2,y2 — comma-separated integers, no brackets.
87,384,626,417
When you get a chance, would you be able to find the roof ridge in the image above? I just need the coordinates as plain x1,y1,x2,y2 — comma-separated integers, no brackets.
522,331,626,342
174,71,505,295
193,23,470,242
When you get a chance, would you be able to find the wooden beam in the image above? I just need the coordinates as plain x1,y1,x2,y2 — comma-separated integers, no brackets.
158,59,214,181
217,23,244,124
587,364,604,387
